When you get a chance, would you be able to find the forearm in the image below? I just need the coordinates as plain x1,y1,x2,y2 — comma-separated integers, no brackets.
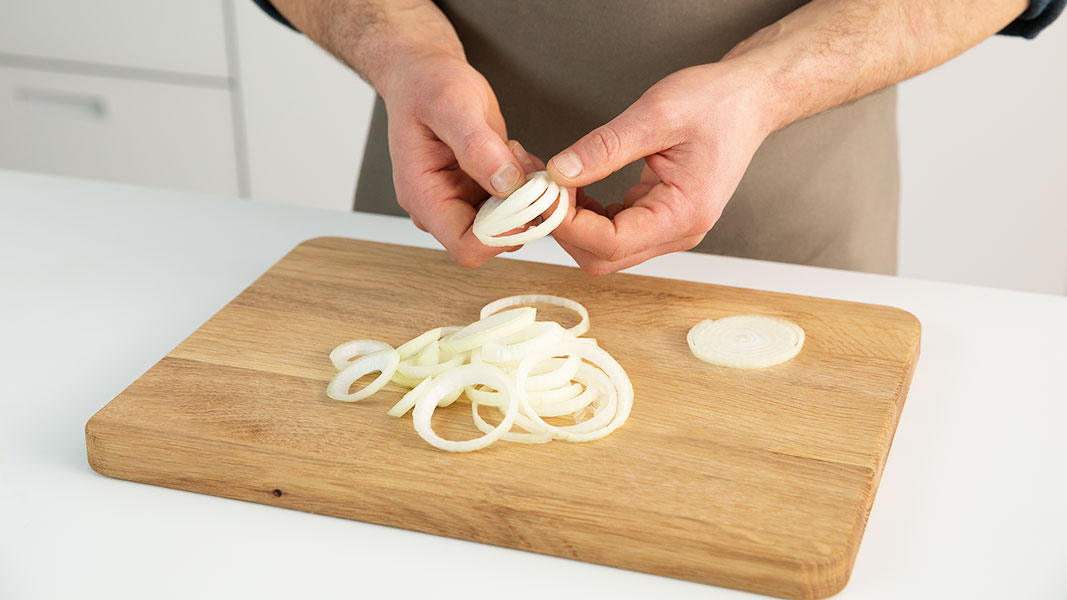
270,0,464,96
726,0,1030,133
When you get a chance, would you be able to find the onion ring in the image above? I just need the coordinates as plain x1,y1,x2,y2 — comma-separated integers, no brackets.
412,364,519,452
326,347,400,402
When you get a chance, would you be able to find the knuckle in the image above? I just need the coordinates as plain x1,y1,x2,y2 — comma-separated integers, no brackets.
458,130,493,162
586,125,624,162
643,95,677,124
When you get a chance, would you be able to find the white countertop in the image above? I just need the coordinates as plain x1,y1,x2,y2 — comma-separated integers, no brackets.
2,169,1065,599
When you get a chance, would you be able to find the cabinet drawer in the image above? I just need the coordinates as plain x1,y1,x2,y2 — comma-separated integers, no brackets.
0,0,230,78
0,66,239,196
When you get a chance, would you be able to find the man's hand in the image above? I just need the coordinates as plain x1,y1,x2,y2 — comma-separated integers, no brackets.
379,54,528,267
547,0,1029,275
270,0,528,267
546,64,775,275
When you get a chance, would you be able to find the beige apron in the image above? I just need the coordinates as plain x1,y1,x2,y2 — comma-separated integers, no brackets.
355,0,900,274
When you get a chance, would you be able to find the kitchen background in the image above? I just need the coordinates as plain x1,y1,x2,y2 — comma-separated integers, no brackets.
1,0,1064,295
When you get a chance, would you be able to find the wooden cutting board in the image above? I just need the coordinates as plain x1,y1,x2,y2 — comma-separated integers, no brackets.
86,237,920,599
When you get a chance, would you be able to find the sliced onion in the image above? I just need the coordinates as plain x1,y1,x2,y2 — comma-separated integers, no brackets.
478,187,568,247
514,341,633,442
325,295,634,452
473,172,570,247
326,347,400,402
687,315,804,369
475,176,556,234
412,364,518,452
413,340,440,366
388,377,463,417
526,355,581,391
481,321,564,363
396,351,466,379
470,402,553,444
465,381,583,408
477,172,550,227
329,339,394,371
390,370,424,389
439,307,536,354
545,364,617,434
480,294,590,337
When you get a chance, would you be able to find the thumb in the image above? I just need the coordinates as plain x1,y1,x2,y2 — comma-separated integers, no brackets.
546,105,666,188
431,110,526,199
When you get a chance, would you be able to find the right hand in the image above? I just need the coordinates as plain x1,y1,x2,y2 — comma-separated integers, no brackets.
377,54,528,267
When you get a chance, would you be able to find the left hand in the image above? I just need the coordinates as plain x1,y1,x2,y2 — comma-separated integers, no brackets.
546,63,776,275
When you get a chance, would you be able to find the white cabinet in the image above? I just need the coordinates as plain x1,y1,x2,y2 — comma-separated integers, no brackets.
0,66,239,195
0,0,241,196
0,0,230,78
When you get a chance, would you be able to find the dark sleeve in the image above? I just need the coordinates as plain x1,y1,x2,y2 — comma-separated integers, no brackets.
251,0,298,32
1000,0,1065,38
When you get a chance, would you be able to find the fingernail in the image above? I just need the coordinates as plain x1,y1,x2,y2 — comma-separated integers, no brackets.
491,162,521,194
552,151,583,179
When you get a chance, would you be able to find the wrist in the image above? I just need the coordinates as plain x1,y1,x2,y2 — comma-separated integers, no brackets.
694,59,784,142
369,44,466,101
291,0,465,96
719,14,825,134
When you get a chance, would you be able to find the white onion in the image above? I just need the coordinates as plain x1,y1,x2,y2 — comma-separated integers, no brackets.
396,351,466,379
481,321,564,364
687,315,804,369
439,307,536,354
473,171,569,247
329,339,394,371
412,364,519,452
480,295,590,337
326,347,400,402
387,377,463,417
525,355,581,391
465,380,583,408
470,401,553,444
325,295,632,452
513,341,632,442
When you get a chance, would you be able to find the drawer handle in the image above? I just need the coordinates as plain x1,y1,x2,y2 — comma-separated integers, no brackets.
14,88,107,119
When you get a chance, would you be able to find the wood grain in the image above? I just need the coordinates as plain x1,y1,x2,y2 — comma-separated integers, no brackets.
85,237,920,599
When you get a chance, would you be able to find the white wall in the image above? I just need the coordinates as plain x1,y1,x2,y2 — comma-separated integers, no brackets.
898,25,1067,296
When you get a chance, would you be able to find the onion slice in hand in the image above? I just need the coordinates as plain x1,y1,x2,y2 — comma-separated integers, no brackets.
473,171,570,247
